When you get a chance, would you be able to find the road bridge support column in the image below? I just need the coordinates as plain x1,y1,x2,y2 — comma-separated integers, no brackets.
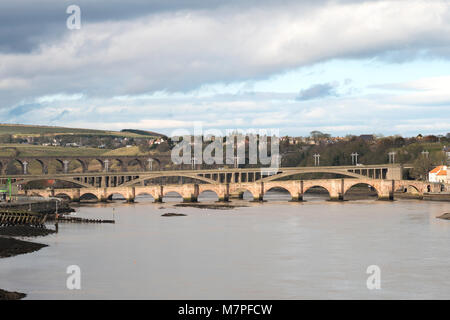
99,188,108,202
386,166,403,180
126,187,135,203
217,184,230,202
252,182,264,201
72,189,81,202
154,186,163,203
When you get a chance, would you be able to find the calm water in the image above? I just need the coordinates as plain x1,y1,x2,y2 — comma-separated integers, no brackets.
1,192,450,299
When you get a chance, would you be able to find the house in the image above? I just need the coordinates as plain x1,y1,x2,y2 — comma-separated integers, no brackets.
359,134,375,142
428,165,448,183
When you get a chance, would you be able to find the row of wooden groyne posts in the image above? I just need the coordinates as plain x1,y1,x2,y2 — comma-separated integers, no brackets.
0,211,48,228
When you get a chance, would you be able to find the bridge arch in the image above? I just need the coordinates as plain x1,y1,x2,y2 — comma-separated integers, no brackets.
198,190,219,202
107,159,125,172
79,192,99,202
229,186,258,200
162,191,183,202
68,159,88,173
303,185,332,200
396,184,420,194
26,159,46,174
135,192,155,201
263,186,293,201
122,173,217,186
343,182,380,200
127,158,145,171
17,177,91,188
87,159,104,172
47,159,65,174
55,193,72,201
5,159,24,175
263,169,368,182
107,192,127,201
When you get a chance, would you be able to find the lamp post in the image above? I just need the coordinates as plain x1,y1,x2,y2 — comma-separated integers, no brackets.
148,159,154,171
63,160,69,173
388,152,396,164
313,153,320,166
351,152,359,165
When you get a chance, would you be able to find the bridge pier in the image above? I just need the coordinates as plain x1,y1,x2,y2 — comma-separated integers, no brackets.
290,194,303,202
217,196,229,202
229,191,244,199
252,194,264,202
182,196,198,203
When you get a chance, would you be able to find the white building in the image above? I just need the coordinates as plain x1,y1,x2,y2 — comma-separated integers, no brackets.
429,165,448,183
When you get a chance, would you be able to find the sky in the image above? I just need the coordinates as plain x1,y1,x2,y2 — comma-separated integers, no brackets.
1,0,450,137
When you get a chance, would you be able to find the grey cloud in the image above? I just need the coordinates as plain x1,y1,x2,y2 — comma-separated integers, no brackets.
0,0,333,53
0,0,450,113
7,103,41,117
50,109,70,122
296,83,338,101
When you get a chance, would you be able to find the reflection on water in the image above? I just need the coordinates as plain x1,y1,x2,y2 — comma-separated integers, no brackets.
1,192,449,299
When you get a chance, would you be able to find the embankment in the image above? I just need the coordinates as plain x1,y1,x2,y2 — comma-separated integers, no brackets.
0,199,74,214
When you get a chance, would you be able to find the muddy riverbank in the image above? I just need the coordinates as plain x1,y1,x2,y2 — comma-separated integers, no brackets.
0,199,74,214
0,226,54,300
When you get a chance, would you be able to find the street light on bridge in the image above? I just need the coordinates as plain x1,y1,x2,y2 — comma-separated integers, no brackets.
22,161,28,175
351,152,359,165
313,153,320,166
388,152,396,164
148,158,154,171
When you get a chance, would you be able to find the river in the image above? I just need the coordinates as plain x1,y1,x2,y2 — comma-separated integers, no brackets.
1,192,449,299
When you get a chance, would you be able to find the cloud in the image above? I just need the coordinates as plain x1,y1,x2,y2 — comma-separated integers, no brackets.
7,103,41,117
1,0,450,108
296,83,338,101
0,1,449,136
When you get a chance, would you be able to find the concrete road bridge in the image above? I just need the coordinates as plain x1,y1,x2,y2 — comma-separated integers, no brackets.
1,163,406,188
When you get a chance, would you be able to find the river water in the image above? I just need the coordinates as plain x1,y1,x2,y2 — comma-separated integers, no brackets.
1,192,449,299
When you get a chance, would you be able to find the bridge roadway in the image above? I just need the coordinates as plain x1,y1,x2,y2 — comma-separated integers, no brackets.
1,164,406,188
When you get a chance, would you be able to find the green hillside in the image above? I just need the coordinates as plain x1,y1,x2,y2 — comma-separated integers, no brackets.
0,123,160,139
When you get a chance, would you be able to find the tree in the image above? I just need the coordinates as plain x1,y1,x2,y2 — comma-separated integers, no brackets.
310,131,330,143
410,157,433,181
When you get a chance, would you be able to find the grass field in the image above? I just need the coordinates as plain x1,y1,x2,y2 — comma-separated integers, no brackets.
0,123,157,139
0,144,108,157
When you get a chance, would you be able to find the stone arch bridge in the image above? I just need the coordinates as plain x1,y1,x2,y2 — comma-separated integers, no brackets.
0,155,172,175
21,178,435,203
